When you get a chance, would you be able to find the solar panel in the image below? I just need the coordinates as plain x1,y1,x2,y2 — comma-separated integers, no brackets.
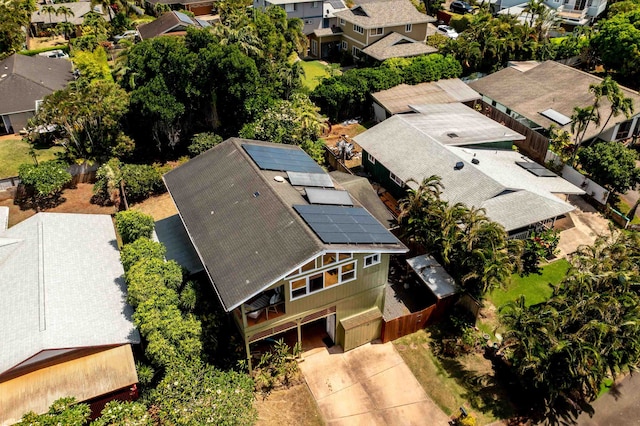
516,161,557,177
306,188,353,206
175,11,194,25
529,168,557,177
540,109,572,126
328,0,345,8
288,171,334,188
242,144,324,173
195,18,211,27
294,205,400,244
516,161,545,170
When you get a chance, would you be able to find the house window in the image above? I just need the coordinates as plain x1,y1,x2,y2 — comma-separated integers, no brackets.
312,1,319,7
289,260,358,300
352,46,361,57
285,3,296,12
389,171,403,187
339,18,345,25
405,23,412,32
341,40,347,50
370,27,383,36
615,120,633,140
364,253,381,268
311,39,318,55
353,24,364,34
367,153,375,164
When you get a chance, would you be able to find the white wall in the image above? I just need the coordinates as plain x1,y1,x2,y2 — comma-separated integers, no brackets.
545,150,610,204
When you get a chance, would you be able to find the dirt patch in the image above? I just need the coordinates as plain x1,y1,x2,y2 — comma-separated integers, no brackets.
0,183,115,227
27,35,67,50
130,192,177,221
254,382,324,426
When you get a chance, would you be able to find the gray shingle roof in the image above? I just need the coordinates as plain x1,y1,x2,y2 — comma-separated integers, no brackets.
361,32,437,61
31,2,110,25
354,113,577,231
0,54,73,115
0,213,139,376
468,61,640,142
137,11,206,40
163,138,407,311
372,80,480,114
335,0,434,28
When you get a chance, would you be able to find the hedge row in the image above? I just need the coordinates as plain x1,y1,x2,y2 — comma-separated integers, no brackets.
311,54,463,121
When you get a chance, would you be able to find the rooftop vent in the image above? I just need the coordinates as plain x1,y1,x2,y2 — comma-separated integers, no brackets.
253,191,260,197
471,158,479,165
273,175,285,183
447,133,459,138
454,161,464,170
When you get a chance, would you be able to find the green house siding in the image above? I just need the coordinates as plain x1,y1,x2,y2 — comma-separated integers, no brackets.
362,150,406,200
240,252,389,350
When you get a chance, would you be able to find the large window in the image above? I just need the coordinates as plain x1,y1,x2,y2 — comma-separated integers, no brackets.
341,40,347,50
288,255,357,300
389,171,403,187
353,24,364,34
370,27,383,36
311,39,318,55
352,46,361,58
339,18,345,25
285,3,296,12
616,120,633,140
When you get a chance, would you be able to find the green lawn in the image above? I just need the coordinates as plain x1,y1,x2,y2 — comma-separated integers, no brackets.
488,259,571,308
0,139,64,178
299,60,334,91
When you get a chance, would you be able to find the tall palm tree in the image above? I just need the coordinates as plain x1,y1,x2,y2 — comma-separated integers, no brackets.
592,82,635,143
56,5,73,22
41,4,57,24
570,105,600,166
56,20,75,39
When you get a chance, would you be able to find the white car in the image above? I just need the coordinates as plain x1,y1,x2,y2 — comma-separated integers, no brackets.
38,49,69,59
436,25,459,39
114,30,139,43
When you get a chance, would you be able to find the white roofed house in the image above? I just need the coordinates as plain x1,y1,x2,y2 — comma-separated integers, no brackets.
354,103,585,238
0,210,140,425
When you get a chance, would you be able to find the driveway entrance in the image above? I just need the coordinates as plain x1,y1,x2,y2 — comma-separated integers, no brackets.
299,341,450,425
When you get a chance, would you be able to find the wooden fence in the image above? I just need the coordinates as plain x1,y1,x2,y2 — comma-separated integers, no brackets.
472,100,550,163
381,304,436,343
324,146,354,175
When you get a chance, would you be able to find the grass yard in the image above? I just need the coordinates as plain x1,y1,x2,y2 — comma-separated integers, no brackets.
254,381,323,426
488,259,571,309
300,60,334,91
0,139,64,178
394,330,515,425
614,198,640,225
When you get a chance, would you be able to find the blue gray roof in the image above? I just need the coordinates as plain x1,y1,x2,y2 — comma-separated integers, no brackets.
0,213,139,376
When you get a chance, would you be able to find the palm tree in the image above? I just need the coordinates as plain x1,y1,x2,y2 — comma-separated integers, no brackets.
56,20,75,39
570,105,600,166
592,81,635,143
56,5,73,22
41,4,57,24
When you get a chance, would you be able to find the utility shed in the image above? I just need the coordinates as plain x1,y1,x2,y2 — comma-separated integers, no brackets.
406,255,456,299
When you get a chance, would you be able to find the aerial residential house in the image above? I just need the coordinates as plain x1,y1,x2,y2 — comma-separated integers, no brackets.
371,78,481,122
0,54,74,135
493,0,606,25
254,0,347,36
308,0,436,60
0,211,140,425
145,0,216,16
163,139,407,367
469,61,640,152
137,10,212,40
354,104,585,237
31,2,111,34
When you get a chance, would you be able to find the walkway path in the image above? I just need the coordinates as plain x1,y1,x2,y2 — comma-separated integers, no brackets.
577,373,640,426
299,341,451,425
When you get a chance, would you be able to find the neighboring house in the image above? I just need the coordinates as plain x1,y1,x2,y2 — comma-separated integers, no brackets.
469,61,640,148
145,0,216,16
137,10,212,40
495,0,606,25
254,0,347,35
31,2,111,33
309,0,436,60
354,104,585,237
371,78,481,122
0,54,74,135
0,211,140,425
163,138,407,368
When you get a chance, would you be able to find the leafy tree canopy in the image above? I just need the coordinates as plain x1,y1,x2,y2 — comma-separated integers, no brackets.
115,210,155,245
578,141,640,193
0,0,36,58
591,9,640,79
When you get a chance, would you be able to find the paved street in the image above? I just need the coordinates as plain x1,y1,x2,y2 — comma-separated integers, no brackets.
577,374,640,425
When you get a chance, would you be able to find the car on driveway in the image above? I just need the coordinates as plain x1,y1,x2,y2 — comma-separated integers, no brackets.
114,30,139,43
38,49,69,59
450,0,473,14
436,25,459,39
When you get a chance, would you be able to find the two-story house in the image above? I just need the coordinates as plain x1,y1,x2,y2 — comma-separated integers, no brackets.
253,0,348,35
312,0,436,61
495,0,606,25
163,139,407,368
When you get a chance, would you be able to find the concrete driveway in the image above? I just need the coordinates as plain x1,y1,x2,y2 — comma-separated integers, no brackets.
299,341,451,425
556,195,611,258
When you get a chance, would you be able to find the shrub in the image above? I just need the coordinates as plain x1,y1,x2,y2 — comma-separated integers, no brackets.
115,210,155,245
93,158,123,206
120,237,166,272
125,257,182,307
521,229,560,275
18,160,72,199
93,401,152,426
188,132,223,157
120,164,164,203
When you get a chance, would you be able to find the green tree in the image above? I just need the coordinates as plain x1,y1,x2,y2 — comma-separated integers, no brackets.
18,160,72,208
120,237,166,272
56,20,75,39
578,141,640,193
56,5,74,21
591,9,640,79
17,397,90,426
93,401,151,426
115,210,154,244
41,4,57,24
0,0,36,57
71,47,113,81
31,80,132,162
187,132,223,157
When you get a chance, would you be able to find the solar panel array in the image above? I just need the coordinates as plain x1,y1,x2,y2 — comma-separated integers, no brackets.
288,171,334,188
306,188,353,206
195,18,211,27
175,11,194,25
294,205,400,244
516,161,557,177
243,144,325,173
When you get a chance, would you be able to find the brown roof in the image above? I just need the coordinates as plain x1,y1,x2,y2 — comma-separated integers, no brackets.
468,61,640,141
0,54,73,115
335,0,434,29
137,11,209,40
361,32,437,61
